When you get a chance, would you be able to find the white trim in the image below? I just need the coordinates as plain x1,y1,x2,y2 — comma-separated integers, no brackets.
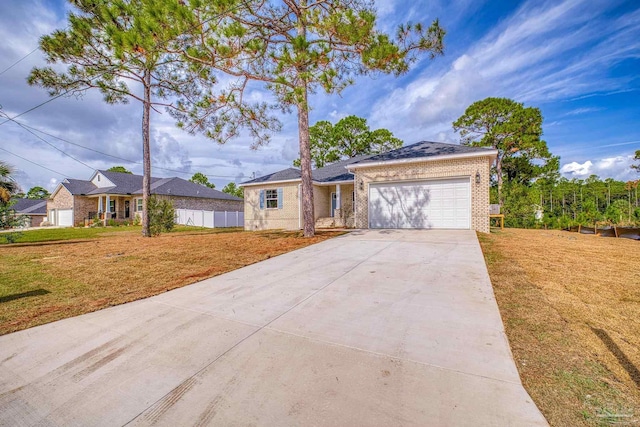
240,178,302,187
346,150,498,171
313,180,354,186
241,178,356,187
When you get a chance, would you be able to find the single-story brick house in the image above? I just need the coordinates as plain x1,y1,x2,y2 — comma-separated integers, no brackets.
11,198,47,227
241,141,498,233
48,170,243,227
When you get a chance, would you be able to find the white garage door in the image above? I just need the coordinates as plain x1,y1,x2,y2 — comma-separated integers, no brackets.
57,209,73,227
369,178,470,229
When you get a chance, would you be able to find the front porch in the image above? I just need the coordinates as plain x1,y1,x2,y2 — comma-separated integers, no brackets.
313,182,355,229
82,194,138,225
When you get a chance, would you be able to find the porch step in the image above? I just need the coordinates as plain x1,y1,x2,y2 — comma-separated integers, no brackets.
315,217,336,229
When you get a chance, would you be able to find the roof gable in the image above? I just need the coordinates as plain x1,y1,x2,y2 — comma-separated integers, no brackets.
89,170,116,188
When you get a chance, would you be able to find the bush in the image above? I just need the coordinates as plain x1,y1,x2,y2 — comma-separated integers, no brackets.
107,219,118,227
132,214,141,226
147,196,175,236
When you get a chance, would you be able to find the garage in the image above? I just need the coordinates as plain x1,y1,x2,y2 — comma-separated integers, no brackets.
57,209,73,227
368,178,470,229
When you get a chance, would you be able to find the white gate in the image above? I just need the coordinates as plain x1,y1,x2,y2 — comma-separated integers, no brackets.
175,209,244,228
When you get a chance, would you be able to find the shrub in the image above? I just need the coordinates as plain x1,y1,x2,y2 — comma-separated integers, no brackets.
107,219,118,227
147,196,175,236
132,214,141,226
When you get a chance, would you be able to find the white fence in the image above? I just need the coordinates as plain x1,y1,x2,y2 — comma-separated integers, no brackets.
175,209,244,228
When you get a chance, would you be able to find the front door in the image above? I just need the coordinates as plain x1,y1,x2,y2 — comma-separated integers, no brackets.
124,200,130,218
331,192,337,217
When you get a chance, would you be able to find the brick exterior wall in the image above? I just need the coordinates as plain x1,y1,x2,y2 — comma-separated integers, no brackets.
338,184,355,227
47,186,73,225
313,186,330,219
22,214,46,227
244,182,301,230
353,156,492,233
74,195,98,225
48,186,73,211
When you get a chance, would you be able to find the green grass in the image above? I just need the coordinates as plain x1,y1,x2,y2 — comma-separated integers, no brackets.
0,225,242,245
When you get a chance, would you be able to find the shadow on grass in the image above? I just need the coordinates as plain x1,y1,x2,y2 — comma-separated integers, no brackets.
0,289,50,304
0,240,96,249
590,326,640,388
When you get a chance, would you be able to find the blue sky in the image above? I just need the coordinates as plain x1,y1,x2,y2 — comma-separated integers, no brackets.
0,0,639,192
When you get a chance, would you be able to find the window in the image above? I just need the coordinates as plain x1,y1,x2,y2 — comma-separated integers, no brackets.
109,200,116,212
136,198,143,212
260,188,282,209
352,191,356,213
266,189,278,209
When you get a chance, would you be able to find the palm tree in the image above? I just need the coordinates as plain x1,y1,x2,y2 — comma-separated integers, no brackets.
0,161,19,203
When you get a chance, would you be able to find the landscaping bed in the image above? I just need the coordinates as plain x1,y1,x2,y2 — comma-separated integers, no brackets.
0,227,340,335
479,229,640,426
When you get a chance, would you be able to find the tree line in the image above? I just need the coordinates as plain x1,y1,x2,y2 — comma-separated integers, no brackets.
453,97,640,229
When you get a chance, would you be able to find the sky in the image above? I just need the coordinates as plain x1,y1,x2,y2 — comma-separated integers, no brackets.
0,0,639,193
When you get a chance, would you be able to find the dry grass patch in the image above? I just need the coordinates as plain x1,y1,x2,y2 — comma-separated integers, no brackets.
479,229,640,426
0,229,340,335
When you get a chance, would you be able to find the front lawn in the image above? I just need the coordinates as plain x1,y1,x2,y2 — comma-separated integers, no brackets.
479,229,640,426
0,227,340,335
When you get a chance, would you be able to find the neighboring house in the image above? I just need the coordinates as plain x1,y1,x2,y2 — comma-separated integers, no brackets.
11,199,47,227
241,141,498,233
48,170,243,227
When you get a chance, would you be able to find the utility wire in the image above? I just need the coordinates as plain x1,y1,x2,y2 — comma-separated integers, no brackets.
0,146,70,177
0,47,39,77
2,115,240,179
0,111,94,171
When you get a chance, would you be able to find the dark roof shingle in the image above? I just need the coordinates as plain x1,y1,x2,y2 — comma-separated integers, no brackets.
62,179,98,195
11,199,47,215
242,141,494,185
348,141,494,165
150,177,242,201
59,171,241,200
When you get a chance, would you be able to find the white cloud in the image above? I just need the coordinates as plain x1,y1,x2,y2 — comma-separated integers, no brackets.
560,160,593,176
370,0,640,144
564,107,603,116
560,155,638,181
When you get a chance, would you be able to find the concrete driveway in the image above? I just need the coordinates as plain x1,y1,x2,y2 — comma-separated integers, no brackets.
0,230,547,426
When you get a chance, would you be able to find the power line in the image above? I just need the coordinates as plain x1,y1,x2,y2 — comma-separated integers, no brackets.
0,90,74,127
0,147,70,177
0,111,94,171
0,47,39,77
2,115,240,179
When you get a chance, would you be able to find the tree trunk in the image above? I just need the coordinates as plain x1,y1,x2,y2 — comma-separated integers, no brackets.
295,0,314,237
297,88,315,237
496,153,503,206
141,69,152,237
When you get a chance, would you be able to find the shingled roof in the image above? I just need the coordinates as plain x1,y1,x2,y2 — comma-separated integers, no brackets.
150,177,242,201
58,171,242,201
62,179,99,195
242,141,495,185
11,199,47,215
347,141,496,166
